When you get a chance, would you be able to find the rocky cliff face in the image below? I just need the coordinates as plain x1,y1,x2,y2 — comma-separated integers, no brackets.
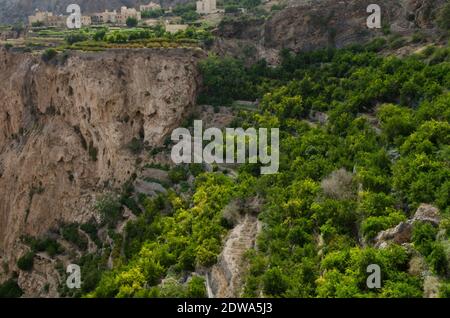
0,47,204,285
213,0,446,62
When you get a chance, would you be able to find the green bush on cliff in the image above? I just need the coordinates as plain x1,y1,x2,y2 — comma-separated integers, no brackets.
41,48,58,62
17,252,35,271
437,3,450,30
0,279,23,298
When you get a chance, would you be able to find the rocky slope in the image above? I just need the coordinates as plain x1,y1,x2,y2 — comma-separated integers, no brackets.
0,47,204,291
213,0,447,63
206,213,261,297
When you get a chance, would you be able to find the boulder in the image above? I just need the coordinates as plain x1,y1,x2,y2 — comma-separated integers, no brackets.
413,204,440,225
374,220,413,248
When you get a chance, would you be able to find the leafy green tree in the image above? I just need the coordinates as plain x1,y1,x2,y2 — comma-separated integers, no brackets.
427,243,448,276
42,48,58,62
263,267,288,296
0,279,23,298
187,276,207,298
436,3,450,30
198,55,255,105
412,222,437,256
126,17,138,28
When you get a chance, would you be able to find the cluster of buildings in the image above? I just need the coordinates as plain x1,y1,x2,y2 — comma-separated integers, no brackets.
28,2,162,27
27,0,223,28
91,6,143,25
28,10,91,27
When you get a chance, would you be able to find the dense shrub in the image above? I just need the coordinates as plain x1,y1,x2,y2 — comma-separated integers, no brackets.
17,252,35,271
126,17,138,28
41,48,58,62
0,279,23,298
436,3,450,30
95,194,123,228
61,223,88,251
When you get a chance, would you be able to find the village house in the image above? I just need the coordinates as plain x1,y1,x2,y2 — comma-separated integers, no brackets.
28,10,65,27
196,0,218,14
91,10,118,24
140,1,162,12
91,7,141,26
116,6,142,25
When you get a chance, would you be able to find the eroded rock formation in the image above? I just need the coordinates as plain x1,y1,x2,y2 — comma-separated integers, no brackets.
0,47,204,289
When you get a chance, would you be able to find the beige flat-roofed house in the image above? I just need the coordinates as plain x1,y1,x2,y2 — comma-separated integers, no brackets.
91,10,118,24
116,6,142,25
28,10,65,26
81,16,92,26
140,1,162,12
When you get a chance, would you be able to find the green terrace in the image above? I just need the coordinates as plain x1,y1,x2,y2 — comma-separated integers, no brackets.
2,25,214,52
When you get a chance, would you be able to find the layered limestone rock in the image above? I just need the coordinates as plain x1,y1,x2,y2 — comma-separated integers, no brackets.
0,47,204,288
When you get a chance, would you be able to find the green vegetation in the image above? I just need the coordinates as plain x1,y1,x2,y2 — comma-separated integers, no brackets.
172,3,197,17
21,236,64,257
61,223,89,251
198,55,257,105
181,11,200,23
17,252,35,271
0,279,23,298
59,252,109,297
142,9,165,19
31,21,45,27
72,39,450,298
196,41,450,297
89,173,254,297
95,194,123,229
437,2,450,31
126,17,139,28
168,165,189,184
60,26,212,49
17,23,448,298
41,48,58,61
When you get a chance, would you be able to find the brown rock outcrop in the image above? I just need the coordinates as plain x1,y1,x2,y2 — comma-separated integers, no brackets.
374,204,441,248
413,203,440,225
